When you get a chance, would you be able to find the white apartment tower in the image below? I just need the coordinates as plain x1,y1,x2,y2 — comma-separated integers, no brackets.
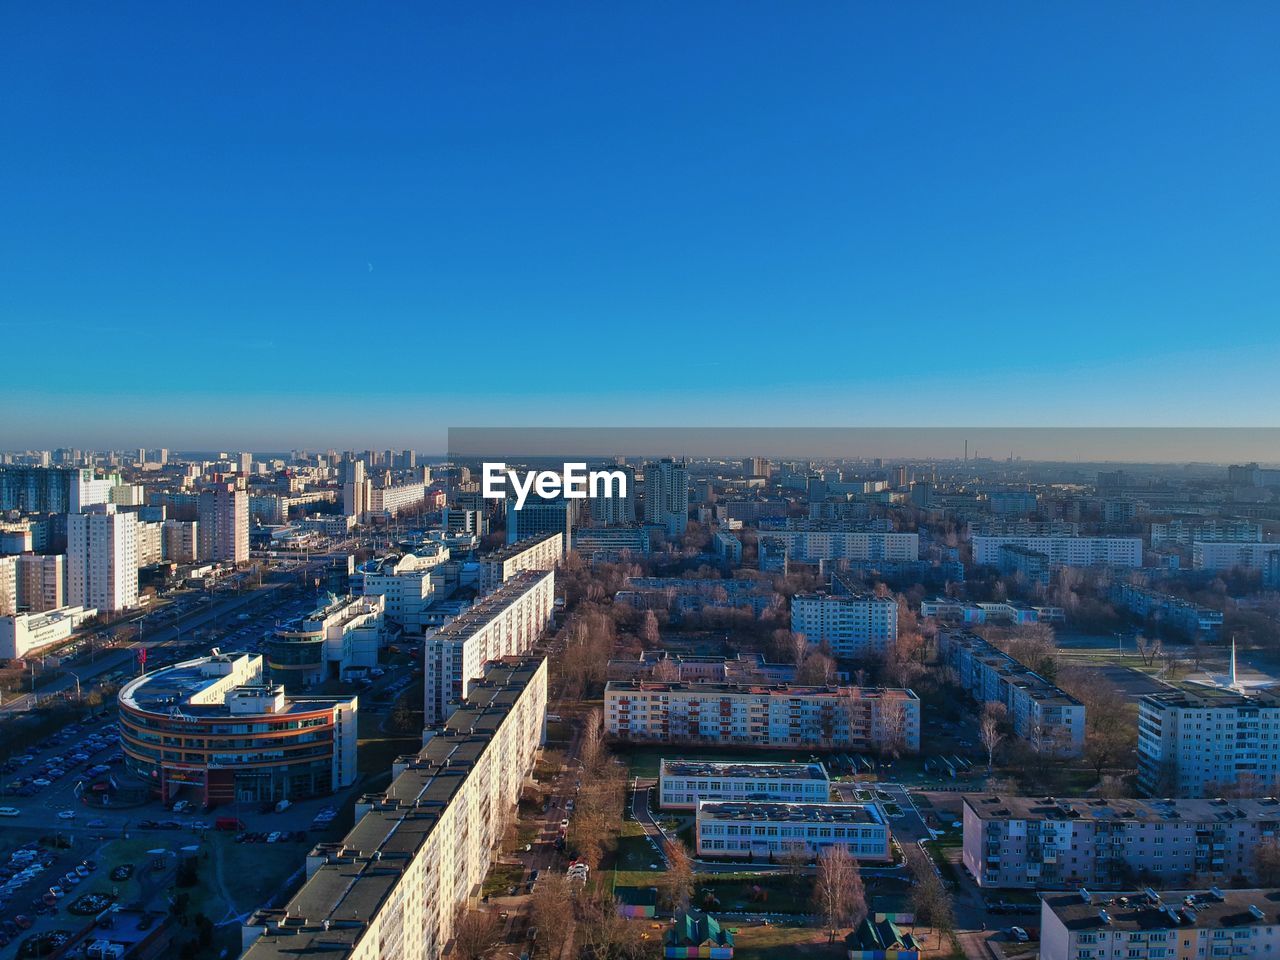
67,504,138,612
644,458,689,537
198,483,249,564
342,459,368,519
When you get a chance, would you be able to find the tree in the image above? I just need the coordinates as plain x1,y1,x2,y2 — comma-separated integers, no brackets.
532,873,576,960
979,701,1007,773
641,610,661,647
451,906,500,960
812,845,867,943
1255,836,1280,886
780,842,809,891
1136,634,1162,667
905,846,954,945
660,839,694,912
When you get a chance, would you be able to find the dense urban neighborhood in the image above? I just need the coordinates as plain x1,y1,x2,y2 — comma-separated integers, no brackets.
3,450,1280,960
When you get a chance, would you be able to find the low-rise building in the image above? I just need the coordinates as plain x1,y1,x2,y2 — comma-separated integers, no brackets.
0,605,96,659
571,525,651,564
998,543,1053,586
1112,582,1224,639
921,598,1065,625
1151,519,1262,545
714,530,743,566
695,801,892,861
964,794,1280,889
605,681,921,754
241,657,547,960
1040,888,1280,960
752,529,919,564
615,576,777,619
659,760,830,810
266,594,385,688
940,632,1085,756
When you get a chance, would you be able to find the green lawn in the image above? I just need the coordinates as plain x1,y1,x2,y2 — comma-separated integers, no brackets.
612,833,667,888
483,861,527,896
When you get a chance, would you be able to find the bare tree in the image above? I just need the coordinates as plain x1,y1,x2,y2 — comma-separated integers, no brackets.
1135,634,1162,667
451,906,500,960
660,838,694,912
641,610,661,647
979,701,1007,773
781,842,809,891
532,873,576,960
904,846,954,946
1255,836,1280,886
812,845,867,943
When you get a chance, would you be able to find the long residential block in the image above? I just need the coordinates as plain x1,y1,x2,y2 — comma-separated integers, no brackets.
424,568,554,725
964,794,1280,890
241,657,547,960
1040,888,1280,960
475,532,562,594
940,631,1085,756
971,535,1143,568
604,681,921,754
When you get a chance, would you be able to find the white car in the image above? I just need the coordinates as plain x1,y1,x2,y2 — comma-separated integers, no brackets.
1011,927,1030,943
57,810,76,820
0,807,20,817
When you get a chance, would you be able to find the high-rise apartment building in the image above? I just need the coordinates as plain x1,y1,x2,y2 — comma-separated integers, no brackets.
424,569,555,724
242,657,547,960
971,535,1143,567
67,504,138,612
589,464,636,524
505,495,574,546
964,795,1280,889
0,556,15,616
644,458,689,536
197,483,249,564
791,590,899,659
342,459,367,519
18,553,64,612
1137,685,1280,797
475,533,562,593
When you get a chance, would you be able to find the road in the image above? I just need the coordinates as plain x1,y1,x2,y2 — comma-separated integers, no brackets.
1,556,340,715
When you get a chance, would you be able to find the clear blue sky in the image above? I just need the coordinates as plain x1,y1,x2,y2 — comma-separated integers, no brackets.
2,3,1278,451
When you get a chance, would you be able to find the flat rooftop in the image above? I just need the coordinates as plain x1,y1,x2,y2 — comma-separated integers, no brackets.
429,569,552,643
607,680,918,701
965,794,1280,823
1140,683,1280,710
482,532,560,561
1043,888,1280,932
119,652,354,717
241,656,545,960
698,801,884,825
661,760,829,781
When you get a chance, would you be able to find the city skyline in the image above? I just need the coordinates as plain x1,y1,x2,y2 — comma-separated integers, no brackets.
4,4,1280,445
